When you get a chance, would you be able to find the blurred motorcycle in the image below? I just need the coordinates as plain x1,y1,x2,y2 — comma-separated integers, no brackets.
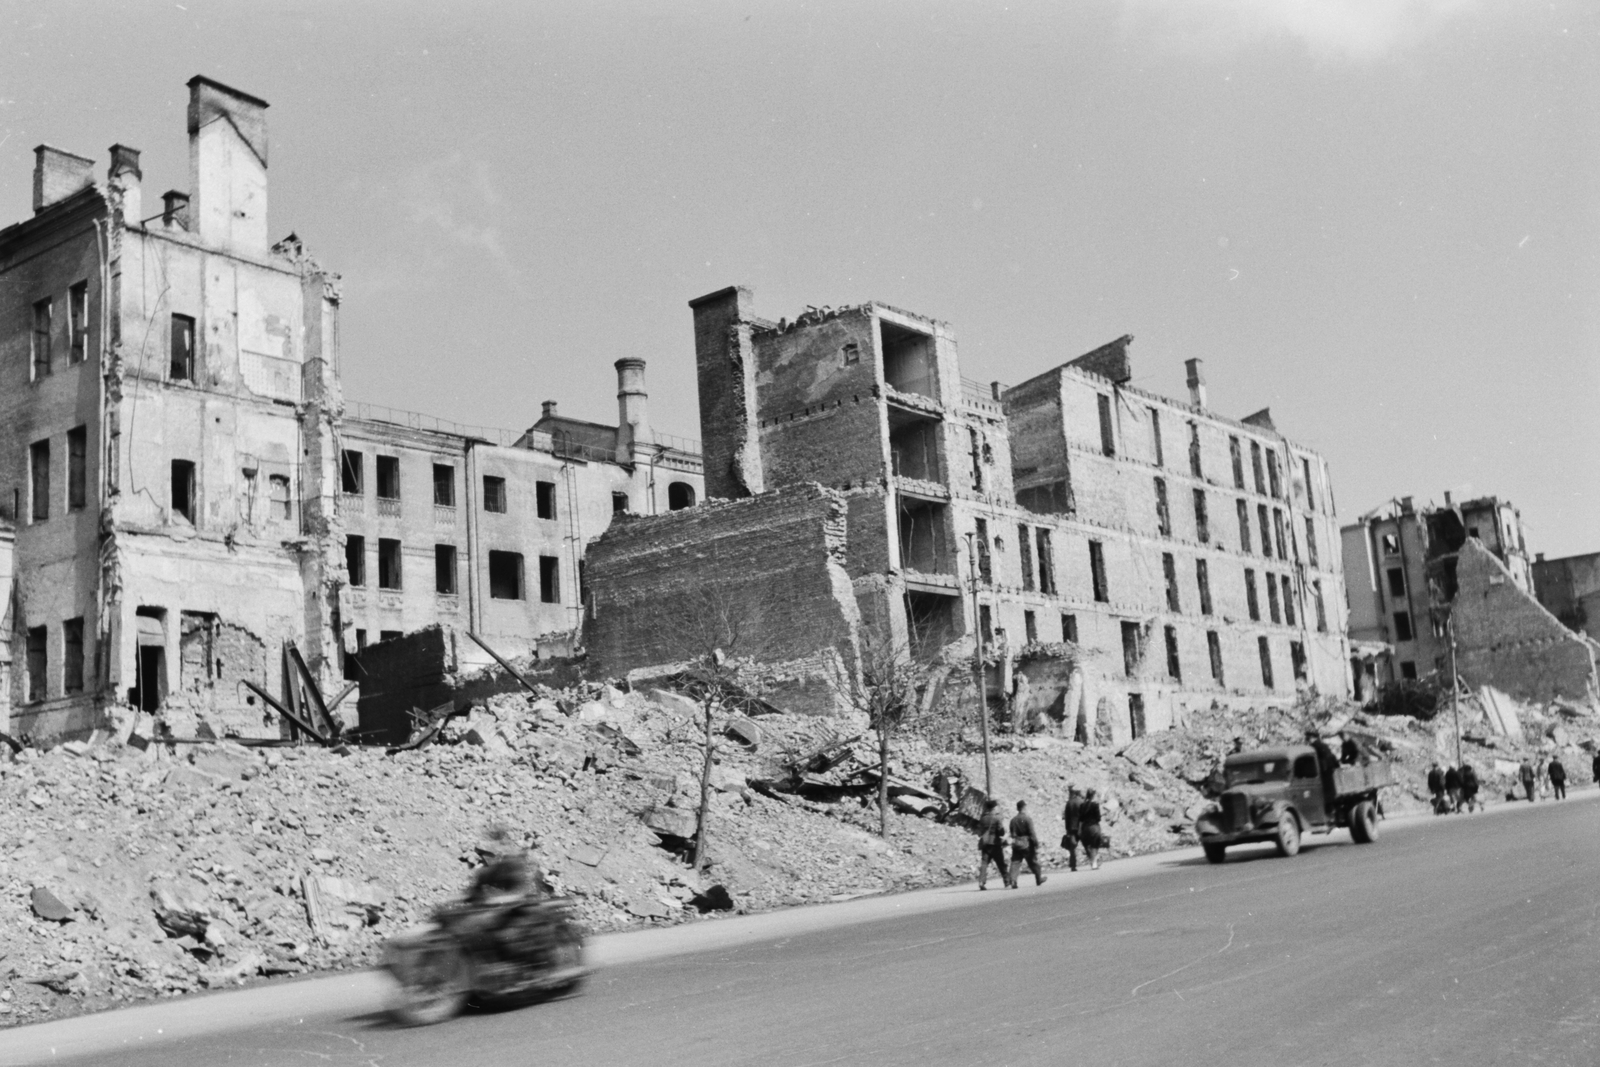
382,895,588,1025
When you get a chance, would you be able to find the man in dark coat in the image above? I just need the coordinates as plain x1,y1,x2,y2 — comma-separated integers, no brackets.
1519,759,1537,802
1008,800,1047,888
1061,786,1085,872
977,799,1013,890
1592,751,1600,791
1548,756,1568,800
1444,765,1463,813
1460,763,1481,812
1080,789,1106,870
1427,763,1446,814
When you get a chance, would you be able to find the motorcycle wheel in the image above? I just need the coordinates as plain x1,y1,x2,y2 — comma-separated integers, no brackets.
546,925,587,996
389,938,470,1026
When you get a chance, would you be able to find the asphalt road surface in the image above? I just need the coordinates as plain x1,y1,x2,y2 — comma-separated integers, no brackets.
10,793,1598,1067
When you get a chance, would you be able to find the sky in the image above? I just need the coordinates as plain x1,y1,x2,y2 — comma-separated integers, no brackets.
2,0,1596,554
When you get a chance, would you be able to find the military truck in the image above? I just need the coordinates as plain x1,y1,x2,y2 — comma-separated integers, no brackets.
1193,744,1395,863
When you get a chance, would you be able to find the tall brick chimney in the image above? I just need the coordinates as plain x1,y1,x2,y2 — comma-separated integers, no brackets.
108,144,142,222
187,75,269,254
689,286,764,499
1185,358,1207,410
32,145,96,213
615,358,651,462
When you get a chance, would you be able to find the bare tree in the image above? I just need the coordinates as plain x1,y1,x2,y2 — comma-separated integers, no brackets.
829,623,933,839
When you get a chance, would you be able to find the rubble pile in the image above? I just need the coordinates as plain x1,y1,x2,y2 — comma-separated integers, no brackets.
1,677,1593,1029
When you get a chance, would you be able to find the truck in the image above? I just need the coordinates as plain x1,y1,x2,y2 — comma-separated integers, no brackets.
1193,744,1395,863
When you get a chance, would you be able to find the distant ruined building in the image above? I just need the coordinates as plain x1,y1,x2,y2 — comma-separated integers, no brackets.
585,287,1354,742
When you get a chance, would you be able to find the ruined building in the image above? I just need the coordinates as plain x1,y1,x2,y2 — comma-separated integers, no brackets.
1532,551,1600,638
1,78,702,743
1342,494,1597,704
586,287,1352,740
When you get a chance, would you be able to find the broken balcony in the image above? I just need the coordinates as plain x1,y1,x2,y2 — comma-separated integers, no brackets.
880,319,939,405
898,492,956,589
889,405,946,495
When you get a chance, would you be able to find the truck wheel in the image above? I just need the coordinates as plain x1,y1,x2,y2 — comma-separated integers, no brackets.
1274,815,1301,857
1203,842,1227,864
1350,800,1379,844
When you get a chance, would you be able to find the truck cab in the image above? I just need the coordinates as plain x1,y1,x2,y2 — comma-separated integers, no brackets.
1194,743,1388,864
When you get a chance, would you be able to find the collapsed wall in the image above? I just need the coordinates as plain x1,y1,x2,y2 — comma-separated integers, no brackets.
583,483,863,713
1452,539,1599,705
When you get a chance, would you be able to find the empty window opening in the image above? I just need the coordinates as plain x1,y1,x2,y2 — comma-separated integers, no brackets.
378,538,403,590
1024,610,1038,645
1291,641,1307,682
171,460,196,524
341,451,364,495
968,428,985,492
898,498,952,575
1193,489,1209,542
1237,499,1251,554
1245,568,1260,621
69,282,88,364
1386,567,1406,598
1129,694,1147,740
344,630,366,682
1381,533,1399,556
906,591,960,658
1015,478,1074,516
1258,506,1273,558
1267,450,1282,498
1188,421,1202,478
67,426,87,511
1163,552,1181,613
26,626,47,702
538,555,560,603
488,551,524,599
345,535,366,586
1393,611,1413,642
1258,636,1274,688
1229,436,1244,489
170,313,195,381
1062,614,1078,643
1266,573,1281,624
889,413,942,482
841,341,860,364
1197,558,1213,616
433,464,455,507
1281,575,1297,626
668,482,696,510
133,608,166,713
974,517,992,584
1036,528,1056,594
1149,409,1164,467
1250,441,1265,495
32,298,52,379
1018,523,1035,591
1305,517,1319,567
979,605,994,645
1273,509,1288,559
612,492,629,515
435,544,458,595
1399,661,1418,680
1314,580,1328,632
1097,394,1115,457
1207,630,1224,685
482,476,507,513
1155,477,1171,536
1302,457,1316,510
269,474,291,522
1121,621,1142,678
178,612,221,697
63,617,84,693
879,320,937,400
376,455,401,500
30,439,50,522
379,630,403,644
1089,540,1109,602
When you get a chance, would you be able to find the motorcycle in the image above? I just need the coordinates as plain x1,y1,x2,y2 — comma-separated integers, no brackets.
382,894,589,1025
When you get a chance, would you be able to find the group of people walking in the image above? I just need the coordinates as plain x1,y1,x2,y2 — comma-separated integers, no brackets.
1425,761,1482,814
976,785,1108,890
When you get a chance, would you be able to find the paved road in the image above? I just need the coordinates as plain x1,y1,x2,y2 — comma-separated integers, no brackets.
9,793,1599,1066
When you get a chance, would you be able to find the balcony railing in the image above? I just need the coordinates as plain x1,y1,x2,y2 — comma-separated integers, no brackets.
340,493,364,516
376,496,402,518
434,504,457,525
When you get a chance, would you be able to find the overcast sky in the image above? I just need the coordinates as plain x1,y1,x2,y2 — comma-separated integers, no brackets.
3,0,1596,554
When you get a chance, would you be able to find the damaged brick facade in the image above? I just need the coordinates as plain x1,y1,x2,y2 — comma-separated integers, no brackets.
587,286,1353,739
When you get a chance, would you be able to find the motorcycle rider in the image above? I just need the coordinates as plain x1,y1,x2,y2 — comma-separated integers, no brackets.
464,825,552,963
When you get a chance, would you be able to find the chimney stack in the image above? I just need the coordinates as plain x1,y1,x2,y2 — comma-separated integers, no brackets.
1184,358,1207,409
33,145,96,214
1443,490,1453,508
615,357,651,462
187,75,269,253
107,143,143,222
162,190,190,230
541,401,558,420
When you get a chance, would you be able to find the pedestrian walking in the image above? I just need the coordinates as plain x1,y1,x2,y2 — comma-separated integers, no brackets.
1519,758,1536,802
1592,750,1600,791
1061,786,1085,872
1427,762,1446,814
1008,800,1047,888
1548,756,1567,800
1536,756,1549,799
1080,788,1107,870
1444,765,1463,813
977,799,1014,890
1459,763,1481,812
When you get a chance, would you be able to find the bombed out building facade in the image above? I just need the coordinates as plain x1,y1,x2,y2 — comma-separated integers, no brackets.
0,78,701,743
586,287,1353,743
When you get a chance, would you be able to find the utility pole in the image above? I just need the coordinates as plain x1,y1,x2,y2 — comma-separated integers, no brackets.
964,532,993,795
1448,610,1462,770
